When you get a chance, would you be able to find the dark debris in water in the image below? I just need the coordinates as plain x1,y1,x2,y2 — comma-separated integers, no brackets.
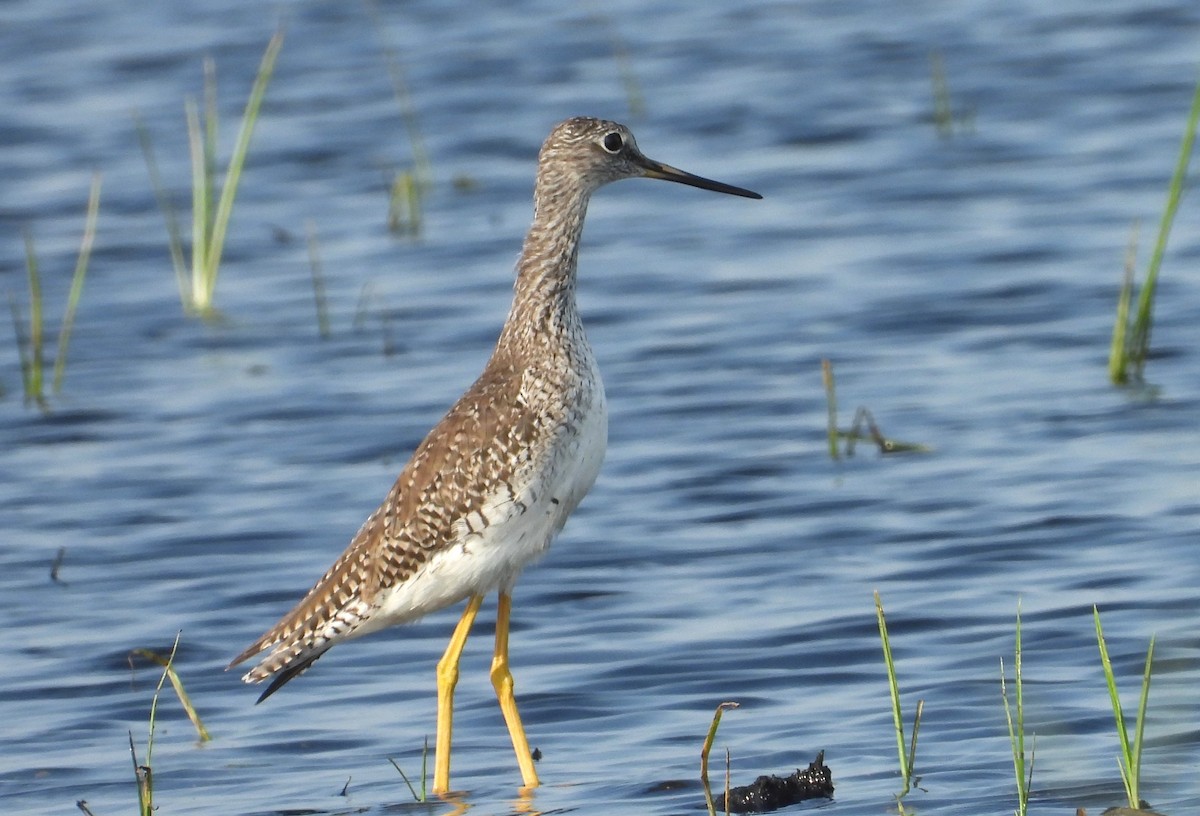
719,751,833,813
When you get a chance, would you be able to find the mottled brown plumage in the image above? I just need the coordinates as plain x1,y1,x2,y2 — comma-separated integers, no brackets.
228,117,760,789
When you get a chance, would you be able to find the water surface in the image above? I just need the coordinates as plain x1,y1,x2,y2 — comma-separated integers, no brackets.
3,1,1200,814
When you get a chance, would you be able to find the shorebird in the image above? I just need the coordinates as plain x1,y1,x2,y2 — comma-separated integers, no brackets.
229,116,761,793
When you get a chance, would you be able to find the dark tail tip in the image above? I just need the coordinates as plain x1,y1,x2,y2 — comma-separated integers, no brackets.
254,654,321,704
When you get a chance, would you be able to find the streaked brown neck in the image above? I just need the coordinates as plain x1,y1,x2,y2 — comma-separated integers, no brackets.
498,171,592,352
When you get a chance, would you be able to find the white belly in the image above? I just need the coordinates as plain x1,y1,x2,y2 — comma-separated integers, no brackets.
359,379,607,634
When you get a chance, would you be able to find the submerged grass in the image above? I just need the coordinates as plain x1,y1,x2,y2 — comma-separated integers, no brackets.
875,591,923,809
1001,602,1034,816
821,359,840,460
1094,606,1155,809
930,50,954,138
387,737,431,802
387,169,423,236
929,50,975,137
364,0,431,188
364,0,432,235
1109,72,1200,385
9,173,102,410
595,9,646,120
304,220,331,339
353,282,397,356
140,31,283,317
821,361,930,457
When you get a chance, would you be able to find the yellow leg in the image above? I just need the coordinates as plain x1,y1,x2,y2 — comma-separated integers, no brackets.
434,594,483,795
491,592,540,789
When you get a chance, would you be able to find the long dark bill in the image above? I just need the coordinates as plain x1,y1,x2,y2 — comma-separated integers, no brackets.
640,156,762,199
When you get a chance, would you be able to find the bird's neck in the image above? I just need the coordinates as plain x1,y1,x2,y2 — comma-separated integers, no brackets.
499,181,592,351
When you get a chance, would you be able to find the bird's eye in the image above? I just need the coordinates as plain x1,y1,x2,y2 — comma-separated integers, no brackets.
602,132,624,153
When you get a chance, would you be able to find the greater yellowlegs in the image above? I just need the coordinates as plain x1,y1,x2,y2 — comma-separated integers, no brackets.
229,116,760,793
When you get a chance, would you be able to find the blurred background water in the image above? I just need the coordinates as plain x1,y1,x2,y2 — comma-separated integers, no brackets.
2,1,1199,814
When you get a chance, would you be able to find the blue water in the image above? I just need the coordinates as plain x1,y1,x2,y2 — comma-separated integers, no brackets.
3,1,1200,814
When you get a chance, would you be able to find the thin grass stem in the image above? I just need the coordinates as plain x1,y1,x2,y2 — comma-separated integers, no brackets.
821,359,839,460
1108,222,1139,383
930,50,953,137
1094,606,1154,808
420,735,429,801
21,230,45,405
603,14,645,119
363,0,431,187
129,633,182,816
1127,74,1200,379
1002,601,1032,816
134,115,189,301
147,32,283,316
53,172,102,393
203,57,218,231
724,747,732,816
701,701,739,784
201,30,283,310
186,97,208,308
1111,73,1200,383
908,699,923,779
700,701,739,816
1131,636,1155,802
129,731,151,816
387,756,422,802
387,169,423,235
304,220,331,339
875,591,916,797
131,646,211,742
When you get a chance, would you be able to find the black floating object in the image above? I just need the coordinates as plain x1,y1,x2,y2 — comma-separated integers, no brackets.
720,751,834,814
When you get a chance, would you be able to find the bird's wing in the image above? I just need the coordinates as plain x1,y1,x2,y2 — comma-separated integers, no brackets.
228,360,555,694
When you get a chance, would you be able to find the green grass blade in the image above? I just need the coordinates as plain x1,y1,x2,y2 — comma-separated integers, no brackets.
387,169,423,235
907,698,923,776
134,115,189,303
875,591,910,789
203,56,218,243
700,702,739,816
700,701,739,784
1001,658,1018,777
186,97,209,310
8,293,33,404
1130,635,1155,805
203,30,284,307
53,173,102,393
1014,603,1024,782
21,229,45,405
420,735,428,801
822,359,840,460
609,21,645,120
1025,737,1036,813
131,646,211,743
1108,222,1138,384
129,731,151,816
128,633,181,816
1127,73,1200,380
143,634,180,766
1002,601,1031,815
1094,606,1135,806
364,0,431,187
305,220,331,339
